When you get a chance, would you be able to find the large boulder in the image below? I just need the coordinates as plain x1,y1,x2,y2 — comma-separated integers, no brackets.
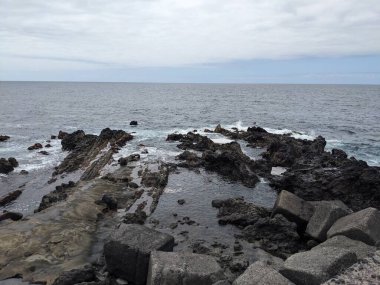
306,201,351,241
271,190,315,228
232,261,294,285
147,251,224,285
280,247,357,285
104,224,174,285
312,235,375,260
327,207,380,246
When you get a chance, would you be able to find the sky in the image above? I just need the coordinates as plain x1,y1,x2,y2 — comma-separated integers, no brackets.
0,0,380,84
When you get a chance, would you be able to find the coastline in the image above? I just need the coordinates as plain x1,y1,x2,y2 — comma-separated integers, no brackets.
0,124,379,285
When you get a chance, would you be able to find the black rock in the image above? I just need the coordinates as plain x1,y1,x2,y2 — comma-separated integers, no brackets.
0,190,22,206
0,211,23,222
28,143,43,150
8,157,18,168
0,135,10,142
177,199,186,205
101,194,118,210
130,121,138,126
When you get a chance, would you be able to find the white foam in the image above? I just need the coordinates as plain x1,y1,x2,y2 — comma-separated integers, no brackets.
264,127,315,140
211,138,234,144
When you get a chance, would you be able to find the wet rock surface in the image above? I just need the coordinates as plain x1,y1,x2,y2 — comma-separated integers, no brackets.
0,190,22,206
0,135,10,142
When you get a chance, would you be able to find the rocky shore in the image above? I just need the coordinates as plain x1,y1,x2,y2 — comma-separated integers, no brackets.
0,124,379,285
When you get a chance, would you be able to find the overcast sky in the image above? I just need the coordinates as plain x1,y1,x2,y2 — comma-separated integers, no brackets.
1,0,379,83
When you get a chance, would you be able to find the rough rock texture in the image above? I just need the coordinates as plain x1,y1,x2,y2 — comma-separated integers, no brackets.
7,157,18,168
327,207,380,246
168,132,270,187
212,197,269,227
313,235,375,260
55,128,133,175
272,190,315,228
0,190,22,206
281,247,357,285
52,266,96,285
233,261,294,285
147,251,224,285
243,214,306,259
323,250,380,285
104,224,175,285
306,201,351,241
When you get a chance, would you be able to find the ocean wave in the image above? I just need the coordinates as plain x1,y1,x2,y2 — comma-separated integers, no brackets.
264,127,315,140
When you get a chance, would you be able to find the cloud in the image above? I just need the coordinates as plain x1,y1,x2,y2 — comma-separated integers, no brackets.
0,0,380,71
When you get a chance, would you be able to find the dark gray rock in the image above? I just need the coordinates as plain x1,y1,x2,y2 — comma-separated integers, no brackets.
327,207,380,246
101,194,118,210
272,190,315,228
104,224,174,285
281,247,357,285
0,135,10,142
147,251,224,285
306,200,351,241
233,261,294,285
130,121,138,126
7,157,18,168
27,143,43,150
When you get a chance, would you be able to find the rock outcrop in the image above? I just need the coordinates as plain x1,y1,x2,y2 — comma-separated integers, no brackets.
0,190,22,206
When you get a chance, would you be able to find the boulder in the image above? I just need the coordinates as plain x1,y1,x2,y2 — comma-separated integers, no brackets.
306,201,351,241
27,143,43,150
0,158,15,174
52,266,96,285
147,251,224,285
272,190,315,227
327,207,380,246
280,247,357,285
130,121,138,126
58,130,69,139
233,261,294,285
104,224,174,285
0,190,22,206
312,235,375,260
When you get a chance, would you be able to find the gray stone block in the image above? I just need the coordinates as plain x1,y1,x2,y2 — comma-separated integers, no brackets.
233,261,294,285
147,251,224,285
306,200,351,241
281,247,357,285
104,224,174,285
312,235,375,260
272,190,314,227
327,207,380,246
